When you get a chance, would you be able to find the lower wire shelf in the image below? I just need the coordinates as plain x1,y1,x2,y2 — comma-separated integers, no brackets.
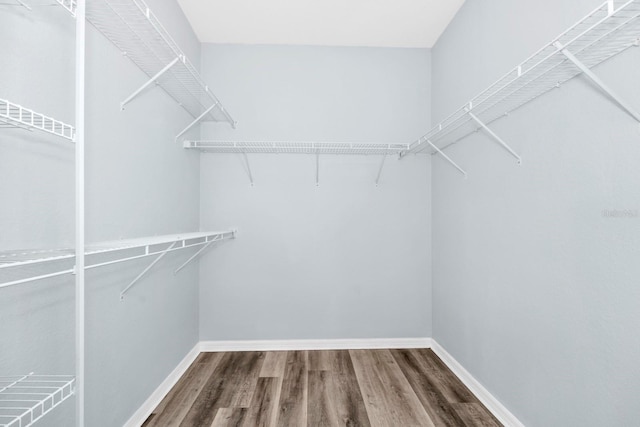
0,374,75,427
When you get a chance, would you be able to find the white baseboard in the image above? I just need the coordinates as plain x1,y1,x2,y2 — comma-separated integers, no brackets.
198,337,433,352
430,340,525,427
123,343,201,427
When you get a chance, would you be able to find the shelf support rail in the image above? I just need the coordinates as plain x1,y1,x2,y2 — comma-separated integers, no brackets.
121,56,181,110
375,155,387,186
175,102,218,141
120,241,177,300
467,109,522,164
173,234,227,275
554,41,640,123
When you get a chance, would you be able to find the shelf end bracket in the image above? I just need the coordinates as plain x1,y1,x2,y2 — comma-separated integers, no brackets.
375,154,387,186
555,42,640,123
173,235,223,275
175,103,218,141
426,139,467,177
467,111,521,164
120,241,178,300
121,57,180,110
242,152,254,187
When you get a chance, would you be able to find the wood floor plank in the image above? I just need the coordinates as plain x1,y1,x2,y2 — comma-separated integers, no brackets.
453,403,503,427
210,408,248,427
391,349,467,427
179,352,264,427
276,350,308,426
412,349,477,403
241,377,279,427
350,349,436,427
146,352,223,427
260,351,287,378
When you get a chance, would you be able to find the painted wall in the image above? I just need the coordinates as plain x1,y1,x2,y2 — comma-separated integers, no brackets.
431,1,640,426
198,45,432,341
1,0,203,425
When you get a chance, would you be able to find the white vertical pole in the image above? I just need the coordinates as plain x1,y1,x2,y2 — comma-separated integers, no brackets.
74,0,86,426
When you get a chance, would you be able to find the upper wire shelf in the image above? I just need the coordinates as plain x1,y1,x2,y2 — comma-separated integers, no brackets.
0,231,236,290
184,140,410,156
85,0,235,129
0,98,75,141
403,0,640,158
0,374,75,427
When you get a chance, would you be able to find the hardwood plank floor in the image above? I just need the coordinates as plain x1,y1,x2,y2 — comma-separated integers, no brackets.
144,349,502,427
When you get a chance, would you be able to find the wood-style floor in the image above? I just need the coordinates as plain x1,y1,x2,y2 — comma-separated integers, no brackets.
142,349,502,427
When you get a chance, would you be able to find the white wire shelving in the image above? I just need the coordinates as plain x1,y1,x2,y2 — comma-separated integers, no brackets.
0,0,76,15
0,98,75,141
402,0,640,175
184,140,410,156
85,0,236,138
0,230,236,298
0,374,75,427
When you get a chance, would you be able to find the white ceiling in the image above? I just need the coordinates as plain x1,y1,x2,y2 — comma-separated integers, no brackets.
177,0,465,48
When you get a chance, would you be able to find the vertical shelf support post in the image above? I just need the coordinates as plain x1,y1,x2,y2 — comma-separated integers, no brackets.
375,155,387,186
555,42,640,123
75,0,86,425
120,241,178,300
121,56,181,110
467,110,522,164
175,103,218,141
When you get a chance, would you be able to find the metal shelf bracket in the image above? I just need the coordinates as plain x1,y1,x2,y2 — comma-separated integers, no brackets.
375,155,387,186
242,152,254,187
554,41,640,123
174,234,224,275
315,153,320,187
121,56,181,110
467,110,522,164
175,102,218,141
120,241,178,300
423,137,468,177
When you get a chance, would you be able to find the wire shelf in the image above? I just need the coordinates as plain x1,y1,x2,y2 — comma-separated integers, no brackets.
0,98,75,141
85,0,234,126
55,0,76,16
404,0,640,156
0,374,75,427
184,140,410,156
0,231,236,290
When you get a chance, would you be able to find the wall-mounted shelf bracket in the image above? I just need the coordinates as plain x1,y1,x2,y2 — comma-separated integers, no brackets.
121,56,181,110
175,103,218,141
120,241,177,300
554,41,640,122
423,137,468,177
467,110,522,164
315,153,320,186
375,155,387,186
173,233,230,275
242,152,254,186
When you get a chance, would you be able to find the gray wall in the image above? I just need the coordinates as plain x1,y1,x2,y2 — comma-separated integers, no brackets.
431,1,640,426
1,0,203,425
198,45,432,341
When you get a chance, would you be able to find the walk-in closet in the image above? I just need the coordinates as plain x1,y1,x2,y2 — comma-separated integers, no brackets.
2,0,639,426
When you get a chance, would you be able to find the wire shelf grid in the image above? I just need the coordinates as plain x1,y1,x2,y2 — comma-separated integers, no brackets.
0,374,75,427
55,0,76,16
405,0,640,155
86,0,234,125
0,98,75,141
184,140,410,156
0,231,236,289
